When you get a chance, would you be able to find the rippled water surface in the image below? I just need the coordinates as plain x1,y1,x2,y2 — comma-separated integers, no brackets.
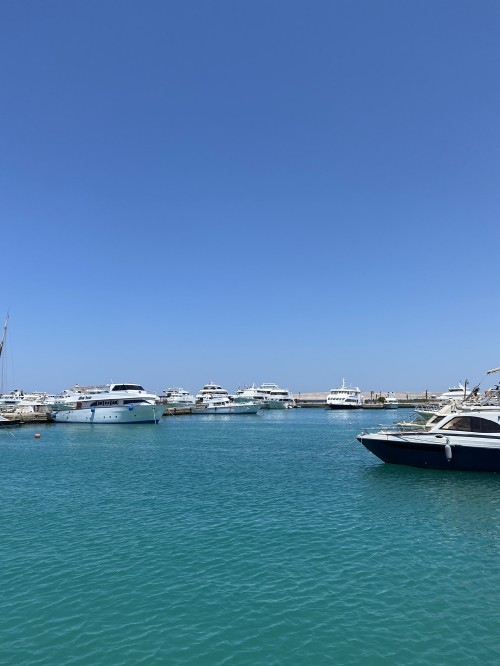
2,409,500,665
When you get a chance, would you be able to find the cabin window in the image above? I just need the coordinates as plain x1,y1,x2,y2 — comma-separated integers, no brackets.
441,416,500,433
112,384,145,392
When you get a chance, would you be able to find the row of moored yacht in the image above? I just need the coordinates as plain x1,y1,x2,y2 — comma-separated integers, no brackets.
0,381,297,423
162,382,296,414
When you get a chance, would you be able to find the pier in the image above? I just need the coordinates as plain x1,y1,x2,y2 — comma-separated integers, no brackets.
295,400,426,409
2,412,54,425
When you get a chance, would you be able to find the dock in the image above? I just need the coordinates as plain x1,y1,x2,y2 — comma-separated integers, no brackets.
2,412,54,424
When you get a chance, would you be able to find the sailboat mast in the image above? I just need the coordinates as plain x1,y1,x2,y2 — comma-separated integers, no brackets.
0,314,8,358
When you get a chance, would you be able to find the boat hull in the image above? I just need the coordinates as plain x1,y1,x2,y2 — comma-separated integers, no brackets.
191,403,260,415
0,418,21,427
52,404,164,424
357,433,500,472
261,400,287,410
327,404,363,410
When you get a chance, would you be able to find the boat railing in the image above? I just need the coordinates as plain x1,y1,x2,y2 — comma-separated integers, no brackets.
359,422,431,435
463,387,500,408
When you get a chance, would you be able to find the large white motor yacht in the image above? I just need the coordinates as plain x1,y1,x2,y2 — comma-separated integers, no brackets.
162,387,196,406
415,382,474,420
52,383,164,424
233,384,268,406
437,383,472,402
259,383,295,409
326,380,364,409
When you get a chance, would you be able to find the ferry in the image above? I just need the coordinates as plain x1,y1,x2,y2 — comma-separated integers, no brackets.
326,380,364,409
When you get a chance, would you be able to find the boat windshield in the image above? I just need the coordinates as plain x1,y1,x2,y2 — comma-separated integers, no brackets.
440,416,500,433
112,384,145,391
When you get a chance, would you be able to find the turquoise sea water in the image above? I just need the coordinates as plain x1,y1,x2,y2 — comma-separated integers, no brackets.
1,408,500,665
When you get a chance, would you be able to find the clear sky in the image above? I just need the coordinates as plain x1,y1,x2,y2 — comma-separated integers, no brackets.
1,0,499,395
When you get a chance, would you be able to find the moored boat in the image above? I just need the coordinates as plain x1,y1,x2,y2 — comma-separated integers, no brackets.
196,383,230,400
384,392,399,409
326,380,364,409
52,383,164,424
0,414,21,427
234,383,295,409
191,395,260,415
161,387,196,407
357,370,500,471
257,383,295,409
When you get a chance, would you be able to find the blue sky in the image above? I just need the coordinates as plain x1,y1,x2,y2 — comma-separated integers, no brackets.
1,0,499,395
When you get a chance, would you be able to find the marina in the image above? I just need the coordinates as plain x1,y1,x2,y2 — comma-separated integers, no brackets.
3,308,500,664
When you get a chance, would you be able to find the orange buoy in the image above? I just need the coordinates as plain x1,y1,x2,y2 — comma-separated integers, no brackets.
34,433,41,439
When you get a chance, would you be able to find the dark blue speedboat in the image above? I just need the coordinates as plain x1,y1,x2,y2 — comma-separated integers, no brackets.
357,405,500,472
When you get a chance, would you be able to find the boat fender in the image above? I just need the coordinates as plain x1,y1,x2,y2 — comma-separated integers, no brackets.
445,444,452,461
128,405,134,410
90,407,95,413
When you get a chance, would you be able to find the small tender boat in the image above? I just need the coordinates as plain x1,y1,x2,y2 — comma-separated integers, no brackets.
384,392,399,409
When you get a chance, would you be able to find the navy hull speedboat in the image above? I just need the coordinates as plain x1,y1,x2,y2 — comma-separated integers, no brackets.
358,399,500,472
358,368,500,472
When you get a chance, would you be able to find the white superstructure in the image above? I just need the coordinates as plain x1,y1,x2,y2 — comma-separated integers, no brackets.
162,387,196,406
438,383,472,403
196,383,230,400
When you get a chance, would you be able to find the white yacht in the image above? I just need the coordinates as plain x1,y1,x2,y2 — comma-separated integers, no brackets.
52,383,165,424
384,392,399,409
0,390,25,410
326,380,364,409
438,383,472,403
415,382,473,420
233,385,268,406
0,390,55,414
256,383,295,409
192,395,260,415
161,387,196,407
